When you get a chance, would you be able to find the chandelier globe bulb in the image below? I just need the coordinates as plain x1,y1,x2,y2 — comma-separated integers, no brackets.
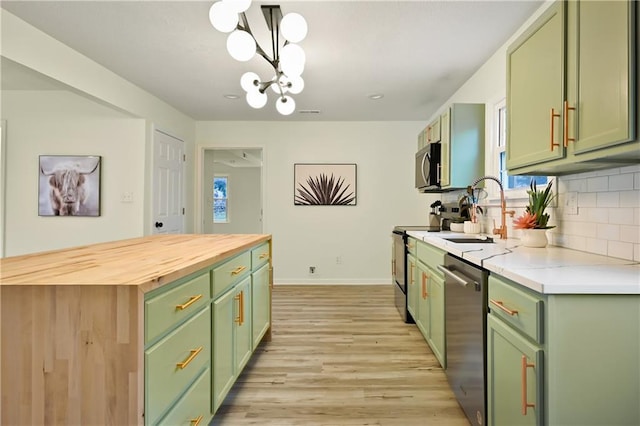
288,76,304,94
209,1,238,33
223,0,252,13
246,90,267,109
227,30,257,62
240,72,260,92
280,13,308,43
276,96,296,115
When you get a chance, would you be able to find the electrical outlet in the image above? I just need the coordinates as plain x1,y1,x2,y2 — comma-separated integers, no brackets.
309,266,316,274
565,191,578,215
336,256,342,265
121,192,133,203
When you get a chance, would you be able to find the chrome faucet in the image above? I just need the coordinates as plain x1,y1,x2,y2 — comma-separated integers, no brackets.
469,176,515,240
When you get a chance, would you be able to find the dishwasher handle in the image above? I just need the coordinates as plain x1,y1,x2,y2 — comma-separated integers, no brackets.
437,264,476,288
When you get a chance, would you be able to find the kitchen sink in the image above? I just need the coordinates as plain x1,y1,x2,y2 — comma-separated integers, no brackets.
443,237,494,244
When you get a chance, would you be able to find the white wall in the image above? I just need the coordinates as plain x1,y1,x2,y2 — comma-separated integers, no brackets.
196,121,438,284
203,153,262,234
2,90,146,256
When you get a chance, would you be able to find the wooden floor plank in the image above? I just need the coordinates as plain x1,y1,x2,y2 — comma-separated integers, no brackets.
211,285,468,426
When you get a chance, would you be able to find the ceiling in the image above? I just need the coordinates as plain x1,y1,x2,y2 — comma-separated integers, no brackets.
1,0,542,121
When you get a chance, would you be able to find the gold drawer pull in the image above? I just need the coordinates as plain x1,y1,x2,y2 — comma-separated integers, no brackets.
175,294,203,311
563,100,575,147
234,291,244,325
176,346,203,369
549,107,561,151
521,355,536,415
231,266,247,276
190,415,203,426
259,253,269,259
490,298,519,316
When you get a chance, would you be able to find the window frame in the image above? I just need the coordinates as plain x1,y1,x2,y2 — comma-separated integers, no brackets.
213,174,230,223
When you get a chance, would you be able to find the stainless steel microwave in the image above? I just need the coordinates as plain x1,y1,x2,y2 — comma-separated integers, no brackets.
415,142,441,191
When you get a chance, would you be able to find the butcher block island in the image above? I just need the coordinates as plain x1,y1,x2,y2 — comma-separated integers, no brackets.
0,234,273,426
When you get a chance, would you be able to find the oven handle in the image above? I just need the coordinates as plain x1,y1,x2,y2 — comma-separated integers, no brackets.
437,264,475,288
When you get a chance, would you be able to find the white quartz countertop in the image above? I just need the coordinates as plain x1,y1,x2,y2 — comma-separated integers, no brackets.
406,230,640,295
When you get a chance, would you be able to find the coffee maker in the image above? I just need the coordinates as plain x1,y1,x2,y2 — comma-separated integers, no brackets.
428,200,442,231
439,202,465,231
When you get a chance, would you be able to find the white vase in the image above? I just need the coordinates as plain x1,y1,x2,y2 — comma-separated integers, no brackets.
463,221,481,234
521,229,548,248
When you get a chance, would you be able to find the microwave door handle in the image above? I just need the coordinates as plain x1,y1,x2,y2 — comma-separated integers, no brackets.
421,153,429,185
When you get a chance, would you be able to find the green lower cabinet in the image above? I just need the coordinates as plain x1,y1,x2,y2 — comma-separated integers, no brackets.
487,314,543,426
213,287,235,412
157,368,212,426
235,277,253,373
415,261,430,339
427,271,445,368
407,253,418,320
252,263,271,348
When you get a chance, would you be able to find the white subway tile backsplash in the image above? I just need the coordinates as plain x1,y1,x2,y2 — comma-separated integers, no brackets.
584,207,608,223
634,244,640,262
597,223,620,240
578,192,597,207
607,241,634,260
608,173,634,191
635,173,640,190
619,225,640,244
586,238,609,256
567,178,588,192
620,164,640,174
620,190,640,207
609,208,634,225
596,191,620,208
566,235,587,252
587,176,609,192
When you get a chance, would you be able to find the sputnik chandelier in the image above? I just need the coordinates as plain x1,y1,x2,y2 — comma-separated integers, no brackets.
209,0,308,115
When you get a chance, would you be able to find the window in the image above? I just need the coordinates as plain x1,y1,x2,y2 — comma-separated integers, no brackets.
494,99,547,197
213,175,229,223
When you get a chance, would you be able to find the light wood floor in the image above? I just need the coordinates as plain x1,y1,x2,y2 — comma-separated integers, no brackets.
211,285,469,426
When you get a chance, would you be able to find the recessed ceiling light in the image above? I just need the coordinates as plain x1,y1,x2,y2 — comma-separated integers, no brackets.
224,94,240,100
369,94,384,100
299,109,321,114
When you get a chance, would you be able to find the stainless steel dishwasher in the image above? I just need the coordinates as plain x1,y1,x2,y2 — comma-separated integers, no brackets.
437,254,488,426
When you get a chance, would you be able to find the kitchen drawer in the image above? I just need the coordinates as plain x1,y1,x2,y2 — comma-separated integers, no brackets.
212,251,251,298
156,367,211,426
407,237,418,256
251,242,270,270
416,241,445,273
146,306,211,425
488,275,544,344
145,270,210,345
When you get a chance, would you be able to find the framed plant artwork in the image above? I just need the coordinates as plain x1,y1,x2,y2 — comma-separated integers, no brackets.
38,155,102,216
294,163,357,206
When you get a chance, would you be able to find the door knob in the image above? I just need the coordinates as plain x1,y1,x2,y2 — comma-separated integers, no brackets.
155,222,163,228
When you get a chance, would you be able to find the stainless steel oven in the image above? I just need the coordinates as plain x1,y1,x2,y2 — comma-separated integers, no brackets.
438,253,488,426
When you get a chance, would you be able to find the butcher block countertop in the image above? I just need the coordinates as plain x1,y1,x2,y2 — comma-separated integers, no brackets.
0,233,271,292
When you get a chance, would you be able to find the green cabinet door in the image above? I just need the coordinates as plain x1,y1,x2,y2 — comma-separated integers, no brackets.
252,263,270,348
427,270,445,368
407,253,418,320
568,0,635,154
235,277,253,373
213,288,234,412
487,314,543,426
415,262,430,340
507,1,565,169
439,108,451,188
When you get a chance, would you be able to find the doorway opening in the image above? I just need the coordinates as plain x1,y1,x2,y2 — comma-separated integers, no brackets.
202,148,263,234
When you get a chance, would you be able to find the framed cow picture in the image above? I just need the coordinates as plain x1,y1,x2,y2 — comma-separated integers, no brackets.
38,155,102,216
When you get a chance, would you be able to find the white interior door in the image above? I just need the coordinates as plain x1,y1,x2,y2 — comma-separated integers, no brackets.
153,129,184,234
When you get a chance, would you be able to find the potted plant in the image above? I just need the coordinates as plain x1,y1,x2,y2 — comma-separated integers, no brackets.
513,180,556,247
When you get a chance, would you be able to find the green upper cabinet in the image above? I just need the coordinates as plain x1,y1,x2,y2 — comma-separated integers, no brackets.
507,1,566,170
568,0,635,154
508,0,638,175
439,103,485,190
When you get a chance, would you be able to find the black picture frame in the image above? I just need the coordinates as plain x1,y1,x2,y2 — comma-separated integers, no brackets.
294,163,357,206
38,155,102,216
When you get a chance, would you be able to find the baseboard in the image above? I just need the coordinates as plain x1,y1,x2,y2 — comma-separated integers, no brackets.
274,279,391,285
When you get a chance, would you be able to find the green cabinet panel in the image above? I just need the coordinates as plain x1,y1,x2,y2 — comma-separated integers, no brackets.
252,263,271,348
487,314,543,426
235,277,253,373
145,307,211,425
213,287,235,412
407,253,418,319
507,1,565,170
439,109,451,188
415,262,430,342
157,368,212,426
213,251,251,298
251,242,270,270
427,271,445,368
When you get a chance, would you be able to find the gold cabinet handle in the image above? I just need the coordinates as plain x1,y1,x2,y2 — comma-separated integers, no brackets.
563,100,576,147
410,263,415,285
240,290,244,325
490,298,519,316
549,107,561,151
234,293,242,324
231,265,247,276
521,355,536,415
259,253,269,259
392,259,396,275
190,415,203,426
176,346,203,369
175,294,203,311
421,272,428,299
